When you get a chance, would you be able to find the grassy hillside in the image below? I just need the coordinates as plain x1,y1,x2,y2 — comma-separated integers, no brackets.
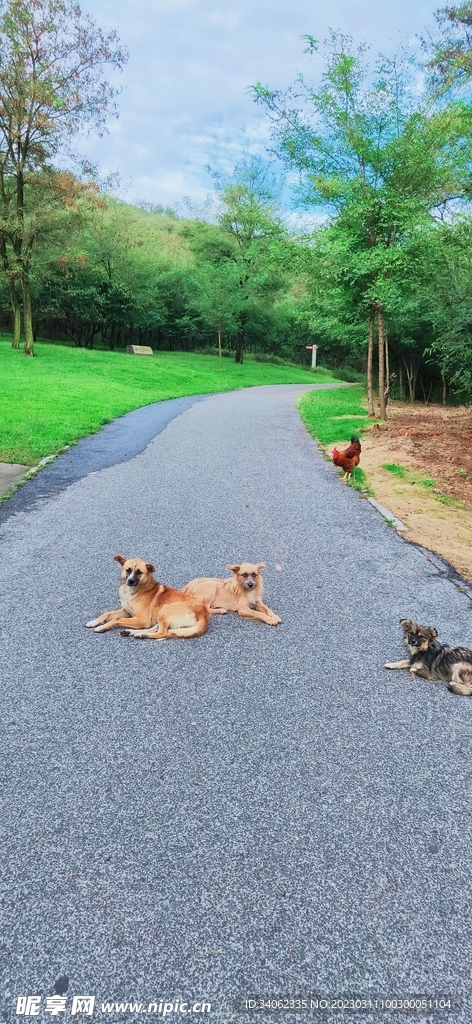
1,339,339,464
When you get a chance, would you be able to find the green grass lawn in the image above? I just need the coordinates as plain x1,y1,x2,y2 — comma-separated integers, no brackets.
382,463,436,488
297,384,373,445
1,338,340,464
297,384,374,493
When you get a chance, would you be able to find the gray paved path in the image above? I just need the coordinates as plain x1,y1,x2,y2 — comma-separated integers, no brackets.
1,385,471,1023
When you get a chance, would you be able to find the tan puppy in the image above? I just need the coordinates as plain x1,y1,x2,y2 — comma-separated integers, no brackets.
182,562,281,626
86,556,210,640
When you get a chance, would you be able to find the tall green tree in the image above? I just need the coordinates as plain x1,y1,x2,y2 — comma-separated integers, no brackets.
426,2,472,87
211,159,286,362
0,0,127,354
253,32,472,415
409,218,472,398
189,260,242,362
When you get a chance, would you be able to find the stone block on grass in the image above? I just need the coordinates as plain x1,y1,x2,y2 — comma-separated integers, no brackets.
126,345,153,356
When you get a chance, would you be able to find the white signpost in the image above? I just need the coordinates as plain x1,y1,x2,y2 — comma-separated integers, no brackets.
305,344,319,368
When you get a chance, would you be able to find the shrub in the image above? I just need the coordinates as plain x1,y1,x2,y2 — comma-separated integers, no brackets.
253,352,301,368
328,366,365,382
194,346,232,358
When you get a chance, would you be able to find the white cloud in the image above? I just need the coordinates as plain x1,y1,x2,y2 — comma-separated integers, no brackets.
77,0,438,208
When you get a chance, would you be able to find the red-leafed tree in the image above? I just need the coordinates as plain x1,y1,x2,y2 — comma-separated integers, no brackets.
0,0,127,354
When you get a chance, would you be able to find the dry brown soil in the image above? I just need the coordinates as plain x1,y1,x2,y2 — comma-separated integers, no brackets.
351,402,472,582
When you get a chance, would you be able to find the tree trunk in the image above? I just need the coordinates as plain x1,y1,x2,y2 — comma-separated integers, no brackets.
399,363,404,399
217,323,223,369
367,305,375,417
9,283,21,349
377,305,386,420
402,357,416,403
442,373,447,406
419,376,432,405
88,323,98,349
384,373,397,407
21,275,34,356
235,327,244,364
384,323,390,384
0,233,21,348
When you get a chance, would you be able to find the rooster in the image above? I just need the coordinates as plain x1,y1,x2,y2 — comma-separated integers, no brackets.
332,435,361,480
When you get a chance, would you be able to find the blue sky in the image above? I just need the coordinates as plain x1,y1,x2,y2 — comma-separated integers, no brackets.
79,0,439,210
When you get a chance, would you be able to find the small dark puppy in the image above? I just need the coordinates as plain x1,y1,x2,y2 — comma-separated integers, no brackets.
385,618,472,695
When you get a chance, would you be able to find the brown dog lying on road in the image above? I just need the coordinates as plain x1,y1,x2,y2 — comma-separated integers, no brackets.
85,556,210,640
182,562,281,626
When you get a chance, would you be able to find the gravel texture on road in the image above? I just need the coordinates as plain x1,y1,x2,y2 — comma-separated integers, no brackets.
0,394,208,521
1,384,471,1024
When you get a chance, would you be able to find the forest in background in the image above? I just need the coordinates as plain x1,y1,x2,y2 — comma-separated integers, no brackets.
2,0,472,412
3,174,319,371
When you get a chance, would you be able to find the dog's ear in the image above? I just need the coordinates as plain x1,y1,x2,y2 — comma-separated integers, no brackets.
145,562,155,574
227,564,240,574
400,618,413,632
425,626,438,641
114,555,128,566
256,562,267,571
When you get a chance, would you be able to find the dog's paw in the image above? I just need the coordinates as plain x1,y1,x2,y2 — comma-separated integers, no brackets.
93,624,108,633
384,662,398,669
449,682,472,696
85,618,100,628
120,629,132,637
270,615,282,625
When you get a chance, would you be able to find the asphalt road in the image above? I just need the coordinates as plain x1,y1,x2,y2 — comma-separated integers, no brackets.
1,384,471,1024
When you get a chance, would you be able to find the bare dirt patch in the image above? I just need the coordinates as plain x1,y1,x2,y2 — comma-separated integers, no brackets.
332,402,472,582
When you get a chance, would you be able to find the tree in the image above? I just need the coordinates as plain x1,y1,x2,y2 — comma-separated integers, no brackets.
211,158,286,362
426,2,472,88
189,260,242,363
0,0,127,354
253,32,472,414
411,218,472,398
